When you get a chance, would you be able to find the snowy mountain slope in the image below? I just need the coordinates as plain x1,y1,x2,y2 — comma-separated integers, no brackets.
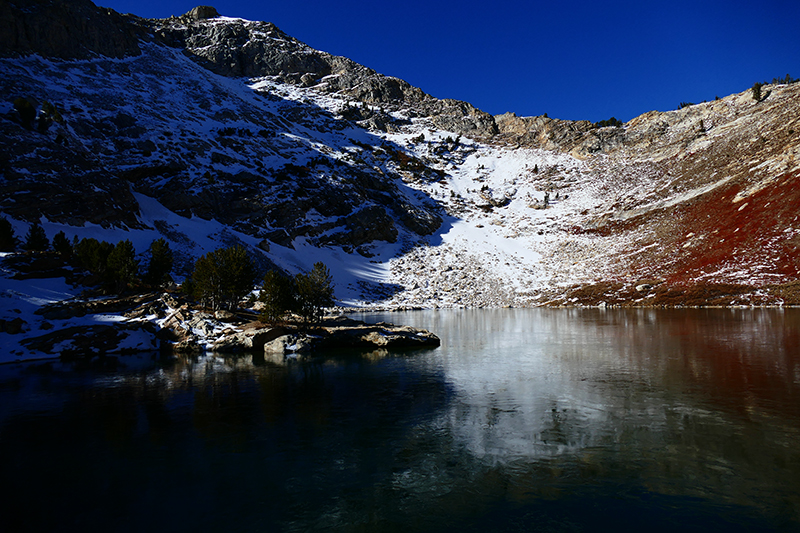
2,1,799,309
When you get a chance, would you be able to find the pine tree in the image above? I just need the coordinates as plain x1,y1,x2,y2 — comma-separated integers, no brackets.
0,217,16,252
218,245,257,310
295,262,335,327
191,252,223,308
52,231,72,260
144,238,173,287
106,240,139,294
23,221,49,252
191,245,257,310
13,97,36,130
74,238,114,278
258,269,297,324
752,81,763,102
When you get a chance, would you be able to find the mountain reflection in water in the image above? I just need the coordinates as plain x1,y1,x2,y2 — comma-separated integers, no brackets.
1,309,798,532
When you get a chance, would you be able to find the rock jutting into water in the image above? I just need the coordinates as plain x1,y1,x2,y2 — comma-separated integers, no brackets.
15,288,440,361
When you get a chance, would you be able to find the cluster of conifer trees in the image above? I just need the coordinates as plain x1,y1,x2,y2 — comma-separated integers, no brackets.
183,248,335,326
258,262,335,326
182,245,335,325
0,217,173,293
2,218,335,323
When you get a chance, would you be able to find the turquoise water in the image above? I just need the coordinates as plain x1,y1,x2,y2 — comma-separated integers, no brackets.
1,309,799,531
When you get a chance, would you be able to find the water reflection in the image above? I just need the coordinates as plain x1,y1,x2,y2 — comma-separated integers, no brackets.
1,309,798,531
358,309,800,528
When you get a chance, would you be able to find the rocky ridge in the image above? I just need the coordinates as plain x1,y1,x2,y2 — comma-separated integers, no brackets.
1,0,799,312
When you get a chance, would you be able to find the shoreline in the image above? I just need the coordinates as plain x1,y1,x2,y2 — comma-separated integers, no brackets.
3,252,798,364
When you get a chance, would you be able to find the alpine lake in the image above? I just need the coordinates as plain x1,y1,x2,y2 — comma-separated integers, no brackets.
1,308,799,532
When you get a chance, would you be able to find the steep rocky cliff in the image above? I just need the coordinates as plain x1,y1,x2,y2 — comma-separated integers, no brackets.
1,0,799,307
0,0,145,59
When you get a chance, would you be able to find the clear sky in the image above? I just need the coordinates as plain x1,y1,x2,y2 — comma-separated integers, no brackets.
100,0,799,122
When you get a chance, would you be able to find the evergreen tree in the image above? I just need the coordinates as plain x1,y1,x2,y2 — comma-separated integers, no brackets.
106,240,139,294
218,245,257,310
74,238,114,279
295,262,335,327
191,252,222,308
179,275,195,300
144,238,173,287
191,245,257,310
23,221,49,252
752,81,763,102
0,217,16,252
52,231,72,260
258,269,297,324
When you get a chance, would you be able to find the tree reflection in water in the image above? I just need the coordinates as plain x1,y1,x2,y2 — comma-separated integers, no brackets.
1,309,798,532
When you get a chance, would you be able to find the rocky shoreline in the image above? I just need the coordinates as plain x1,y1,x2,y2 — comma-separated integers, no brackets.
4,287,440,363
5,248,799,364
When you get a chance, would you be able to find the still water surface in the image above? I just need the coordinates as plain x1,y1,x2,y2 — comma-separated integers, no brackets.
1,309,799,532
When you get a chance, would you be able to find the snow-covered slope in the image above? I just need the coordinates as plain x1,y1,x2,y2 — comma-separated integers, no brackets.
2,1,800,311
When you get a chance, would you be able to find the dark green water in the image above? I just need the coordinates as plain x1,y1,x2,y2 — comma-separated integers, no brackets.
1,309,799,532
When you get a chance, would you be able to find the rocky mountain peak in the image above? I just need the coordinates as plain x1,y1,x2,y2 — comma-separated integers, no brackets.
185,5,219,20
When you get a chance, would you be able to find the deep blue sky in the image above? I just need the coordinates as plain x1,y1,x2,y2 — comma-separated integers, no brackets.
101,0,799,122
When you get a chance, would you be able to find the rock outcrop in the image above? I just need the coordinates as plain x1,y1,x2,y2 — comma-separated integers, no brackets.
0,0,145,59
262,320,441,356
152,12,497,138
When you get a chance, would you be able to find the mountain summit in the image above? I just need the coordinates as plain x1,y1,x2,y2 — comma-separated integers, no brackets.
2,1,799,307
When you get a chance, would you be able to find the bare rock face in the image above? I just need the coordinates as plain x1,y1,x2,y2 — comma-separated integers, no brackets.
212,327,286,353
264,334,313,354
0,317,27,334
0,0,145,59
185,6,219,20
494,112,597,153
152,14,498,139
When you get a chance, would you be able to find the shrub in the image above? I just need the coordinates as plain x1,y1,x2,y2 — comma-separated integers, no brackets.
594,117,623,128
36,101,63,133
258,269,297,324
0,217,16,252
23,222,49,252
191,245,257,310
143,238,173,287
295,262,335,327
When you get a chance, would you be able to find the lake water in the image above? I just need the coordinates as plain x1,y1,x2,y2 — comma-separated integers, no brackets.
1,309,799,532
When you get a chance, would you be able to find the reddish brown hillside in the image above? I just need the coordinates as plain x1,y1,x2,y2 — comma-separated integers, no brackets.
623,169,800,286
538,82,800,307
